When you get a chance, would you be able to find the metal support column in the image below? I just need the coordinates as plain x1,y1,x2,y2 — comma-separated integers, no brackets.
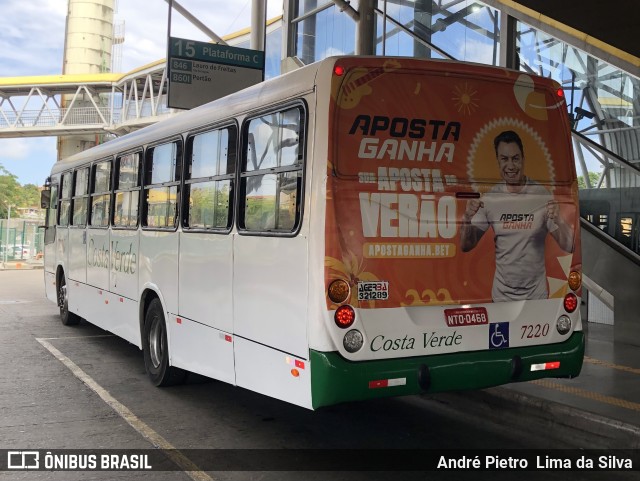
251,0,267,51
499,13,518,70
300,0,318,64
413,0,433,59
356,0,375,55
282,0,298,60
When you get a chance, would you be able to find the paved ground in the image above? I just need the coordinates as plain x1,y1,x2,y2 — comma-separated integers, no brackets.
0,270,637,481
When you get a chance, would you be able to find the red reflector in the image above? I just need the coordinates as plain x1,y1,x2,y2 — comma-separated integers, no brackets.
176,317,182,324
556,88,564,98
224,334,232,342
334,305,356,328
334,65,345,76
119,297,124,303
295,360,305,369
531,361,561,371
564,293,578,313
369,379,389,389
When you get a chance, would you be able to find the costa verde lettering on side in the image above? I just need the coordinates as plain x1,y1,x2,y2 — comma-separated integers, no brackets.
87,239,137,274
111,241,137,274
87,238,110,269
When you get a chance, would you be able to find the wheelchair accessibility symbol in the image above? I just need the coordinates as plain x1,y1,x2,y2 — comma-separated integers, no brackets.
489,322,509,349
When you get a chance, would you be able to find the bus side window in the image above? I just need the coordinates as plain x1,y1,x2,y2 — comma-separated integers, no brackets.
72,168,89,226
184,126,236,231
113,152,141,228
58,173,72,227
143,141,182,229
90,159,113,227
240,106,305,234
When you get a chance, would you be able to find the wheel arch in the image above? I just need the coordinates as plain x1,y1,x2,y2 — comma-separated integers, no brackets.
139,285,186,385
55,264,65,287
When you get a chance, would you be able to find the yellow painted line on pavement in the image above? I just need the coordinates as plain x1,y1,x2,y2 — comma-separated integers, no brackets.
37,338,213,481
532,378,640,413
584,356,640,376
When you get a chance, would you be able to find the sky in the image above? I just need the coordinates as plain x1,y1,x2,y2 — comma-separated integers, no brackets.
0,0,283,186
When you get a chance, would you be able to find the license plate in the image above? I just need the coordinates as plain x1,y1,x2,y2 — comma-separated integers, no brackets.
444,307,489,327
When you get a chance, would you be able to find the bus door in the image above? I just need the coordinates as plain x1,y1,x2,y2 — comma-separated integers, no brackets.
176,127,235,384
233,105,311,405
56,172,72,283
43,177,59,303
110,152,141,345
68,167,89,285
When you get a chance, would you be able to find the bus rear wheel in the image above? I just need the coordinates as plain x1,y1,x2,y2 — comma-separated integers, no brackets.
143,298,186,386
58,275,80,326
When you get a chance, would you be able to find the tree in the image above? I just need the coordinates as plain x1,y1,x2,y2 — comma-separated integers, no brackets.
578,172,601,189
0,163,42,218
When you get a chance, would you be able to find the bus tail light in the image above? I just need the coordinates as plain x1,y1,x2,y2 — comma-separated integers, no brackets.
334,305,355,328
568,271,581,291
556,315,571,335
343,329,363,353
328,279,350,304
563,293,578,313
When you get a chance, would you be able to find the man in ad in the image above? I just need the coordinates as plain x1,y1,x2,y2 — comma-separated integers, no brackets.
459,130,574,301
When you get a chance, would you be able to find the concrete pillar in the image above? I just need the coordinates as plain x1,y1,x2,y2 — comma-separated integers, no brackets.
58,0,114,161
251,0,267,52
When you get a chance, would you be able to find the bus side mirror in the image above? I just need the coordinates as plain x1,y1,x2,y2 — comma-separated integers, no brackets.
40,189,51,209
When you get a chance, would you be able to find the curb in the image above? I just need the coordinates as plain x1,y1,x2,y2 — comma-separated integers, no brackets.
424,387,640,449
0,263,44,271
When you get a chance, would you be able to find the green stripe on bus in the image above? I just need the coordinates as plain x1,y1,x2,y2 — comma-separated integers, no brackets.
310,331,584,409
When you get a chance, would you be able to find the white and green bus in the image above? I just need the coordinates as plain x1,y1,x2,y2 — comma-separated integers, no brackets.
42,56,584,409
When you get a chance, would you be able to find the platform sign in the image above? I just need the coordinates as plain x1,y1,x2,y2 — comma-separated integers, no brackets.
167,37,265,110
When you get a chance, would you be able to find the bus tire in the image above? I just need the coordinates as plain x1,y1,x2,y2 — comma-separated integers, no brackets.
58,274,81,326
143,298,186,386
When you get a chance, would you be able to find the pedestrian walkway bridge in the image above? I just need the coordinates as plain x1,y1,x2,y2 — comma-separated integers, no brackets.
0,60,171,138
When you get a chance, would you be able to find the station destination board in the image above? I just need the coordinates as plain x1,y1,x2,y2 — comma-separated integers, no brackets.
167,37,265,110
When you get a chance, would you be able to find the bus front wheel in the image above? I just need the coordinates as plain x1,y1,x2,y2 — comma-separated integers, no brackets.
58,275,80,326
143,298,186,386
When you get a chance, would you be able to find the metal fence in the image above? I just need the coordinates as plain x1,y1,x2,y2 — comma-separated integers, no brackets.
0,219,44,263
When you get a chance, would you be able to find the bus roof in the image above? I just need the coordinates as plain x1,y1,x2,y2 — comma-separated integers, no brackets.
49,56,556,176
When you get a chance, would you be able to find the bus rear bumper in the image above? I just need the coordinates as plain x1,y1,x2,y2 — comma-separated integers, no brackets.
310,331,584,409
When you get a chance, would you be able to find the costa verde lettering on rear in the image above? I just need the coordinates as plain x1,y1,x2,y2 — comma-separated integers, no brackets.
370,331,463,352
